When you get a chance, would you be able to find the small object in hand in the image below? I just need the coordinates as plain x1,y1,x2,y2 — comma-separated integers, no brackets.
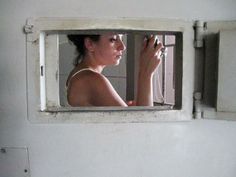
145,35,168,58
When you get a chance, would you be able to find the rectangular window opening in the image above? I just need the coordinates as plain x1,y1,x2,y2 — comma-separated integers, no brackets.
39,30,183,112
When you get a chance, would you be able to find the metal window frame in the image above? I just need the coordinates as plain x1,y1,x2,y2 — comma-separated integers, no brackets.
25,17,194,123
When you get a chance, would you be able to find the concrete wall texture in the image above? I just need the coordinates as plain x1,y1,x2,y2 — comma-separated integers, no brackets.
1,0,236,177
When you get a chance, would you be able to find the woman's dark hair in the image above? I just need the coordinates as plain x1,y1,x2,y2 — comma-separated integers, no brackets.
67,34,100,66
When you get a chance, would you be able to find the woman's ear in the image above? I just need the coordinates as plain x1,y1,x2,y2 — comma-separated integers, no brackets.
84,38,95,52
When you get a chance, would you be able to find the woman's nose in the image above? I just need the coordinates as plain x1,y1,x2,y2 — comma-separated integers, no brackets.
117,39,126,51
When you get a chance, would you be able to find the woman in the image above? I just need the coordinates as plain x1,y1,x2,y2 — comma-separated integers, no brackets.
66,33,163,106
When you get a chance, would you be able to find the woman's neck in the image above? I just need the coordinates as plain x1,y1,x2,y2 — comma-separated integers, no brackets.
77,59,105,73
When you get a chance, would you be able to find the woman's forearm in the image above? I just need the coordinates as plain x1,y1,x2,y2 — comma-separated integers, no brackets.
136,72,153,106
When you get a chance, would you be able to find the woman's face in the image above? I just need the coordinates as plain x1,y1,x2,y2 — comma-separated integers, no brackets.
89,33,126,66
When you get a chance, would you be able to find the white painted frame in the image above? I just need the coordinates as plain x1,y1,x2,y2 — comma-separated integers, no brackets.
26,17,194,123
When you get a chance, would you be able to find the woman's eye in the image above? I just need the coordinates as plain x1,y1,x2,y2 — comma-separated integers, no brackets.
109,37,117,42
109,34,123,43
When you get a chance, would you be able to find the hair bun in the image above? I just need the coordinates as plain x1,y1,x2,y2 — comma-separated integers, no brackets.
67,34,100,66
67,35,84,46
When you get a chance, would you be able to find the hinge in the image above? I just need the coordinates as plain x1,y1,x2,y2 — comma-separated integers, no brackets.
193,20,207,48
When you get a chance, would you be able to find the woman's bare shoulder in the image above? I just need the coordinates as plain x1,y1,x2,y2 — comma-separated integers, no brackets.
68,69,110,92
81,70,112,92
72,69,106,82
71,70,126,106
67,70,106,106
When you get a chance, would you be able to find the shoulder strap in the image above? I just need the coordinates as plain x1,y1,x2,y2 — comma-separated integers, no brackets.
66,68,96,88
70,68,95,79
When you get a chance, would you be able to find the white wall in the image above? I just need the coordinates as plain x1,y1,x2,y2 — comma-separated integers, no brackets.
1,0,236,177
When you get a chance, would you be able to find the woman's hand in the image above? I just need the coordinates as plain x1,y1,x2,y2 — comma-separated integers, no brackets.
126,100,136,106
139,35,163,77
136,35,164,106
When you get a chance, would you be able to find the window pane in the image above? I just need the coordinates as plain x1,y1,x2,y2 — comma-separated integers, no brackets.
59,35,74,106
164,46,175,105
165,35,176,45
157,35,163,43
57,32,180,108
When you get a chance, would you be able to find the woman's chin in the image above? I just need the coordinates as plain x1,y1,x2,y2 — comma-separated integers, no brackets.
111,57,121,65
114,59,121,65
